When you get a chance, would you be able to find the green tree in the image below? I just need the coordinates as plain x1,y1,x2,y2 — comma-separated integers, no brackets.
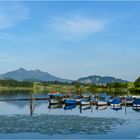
87,84,96,93
134,77,140,87
74,83,82,95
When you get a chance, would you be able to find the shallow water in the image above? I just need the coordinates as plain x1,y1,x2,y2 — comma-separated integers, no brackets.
0,93,140,139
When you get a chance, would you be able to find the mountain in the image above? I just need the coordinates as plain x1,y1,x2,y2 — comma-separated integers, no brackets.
0,68,71,83
0,68,129,84
77,75,128,84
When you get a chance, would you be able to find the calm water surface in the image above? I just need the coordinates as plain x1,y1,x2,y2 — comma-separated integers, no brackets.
0,92,140,139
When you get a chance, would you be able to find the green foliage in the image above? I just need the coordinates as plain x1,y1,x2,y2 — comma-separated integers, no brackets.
0,79,33,87
134,77,140,87
87,84,96,93
127,82,134,88
0,79,134,94
107,82,127,88
74,82,82,95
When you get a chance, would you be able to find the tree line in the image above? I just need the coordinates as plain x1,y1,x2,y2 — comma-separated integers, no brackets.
0,79,33,87
0,76,140,92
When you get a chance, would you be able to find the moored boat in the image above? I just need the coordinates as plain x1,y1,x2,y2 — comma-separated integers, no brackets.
111,97,121,107
96,100,108,106
49,98,61,105
80,98,92,106
121,96,133,106
133,98,140,107
48,92,63,104
48,92,62,98
64,99,78,105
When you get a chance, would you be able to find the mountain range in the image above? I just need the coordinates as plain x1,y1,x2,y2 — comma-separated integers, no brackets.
0,68,129,84
0,68,71,83
77,75,128,84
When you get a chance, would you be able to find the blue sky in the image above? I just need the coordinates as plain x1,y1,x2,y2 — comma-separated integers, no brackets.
0,1,140,81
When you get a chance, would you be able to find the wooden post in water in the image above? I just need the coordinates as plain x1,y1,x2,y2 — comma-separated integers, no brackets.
89,96,93,113
30,93,35,116
125,98,127,114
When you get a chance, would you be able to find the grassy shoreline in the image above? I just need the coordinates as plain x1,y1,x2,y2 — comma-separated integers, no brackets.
0,85,138,94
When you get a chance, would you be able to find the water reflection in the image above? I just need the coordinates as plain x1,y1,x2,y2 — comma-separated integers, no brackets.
111,106,122,111
79,105,93,113
48,103,63,109
64,104,77,110
133,106,140,112
1,96,139,116
96,105,108,111
0,92,140,138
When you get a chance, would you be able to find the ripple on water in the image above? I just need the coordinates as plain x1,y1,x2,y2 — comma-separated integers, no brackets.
0,115,127,135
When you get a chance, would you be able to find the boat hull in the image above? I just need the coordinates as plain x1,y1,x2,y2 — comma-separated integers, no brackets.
64,99,77,105
49,99,60,104
133,98,140,107
97,101,107,106
80,101,91,106
111,98,121,107
111,103,121,107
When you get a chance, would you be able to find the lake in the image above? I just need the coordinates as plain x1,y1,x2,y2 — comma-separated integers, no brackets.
0,92,140,139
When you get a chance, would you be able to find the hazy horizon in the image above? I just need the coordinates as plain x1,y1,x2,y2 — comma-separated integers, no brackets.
0,1,140,81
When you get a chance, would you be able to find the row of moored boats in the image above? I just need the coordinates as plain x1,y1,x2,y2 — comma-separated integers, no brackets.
48,92,140,111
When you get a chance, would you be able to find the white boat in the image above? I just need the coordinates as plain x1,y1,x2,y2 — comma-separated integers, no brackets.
75,98,82,103
96,100,107,106
80,100,91,106
49,98,60,104
80,99,93,106
133,104,140,107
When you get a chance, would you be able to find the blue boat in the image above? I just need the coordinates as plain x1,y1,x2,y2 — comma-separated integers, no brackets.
133,98,140,107
111,97,121,106
64,99,78,105
64,104,77,110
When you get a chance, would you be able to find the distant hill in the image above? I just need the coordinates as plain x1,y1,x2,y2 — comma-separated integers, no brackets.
0,68,129,84
77,75,128,84
0,68,71,83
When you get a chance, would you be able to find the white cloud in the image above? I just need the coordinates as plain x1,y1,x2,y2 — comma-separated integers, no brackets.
0,1,29,29
46,15,107,38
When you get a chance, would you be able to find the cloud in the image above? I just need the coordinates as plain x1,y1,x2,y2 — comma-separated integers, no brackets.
46,15,107,39
0,1,29,30
0,32,15,41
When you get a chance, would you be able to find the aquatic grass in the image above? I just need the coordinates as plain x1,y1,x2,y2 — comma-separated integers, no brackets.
0,115,127,136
